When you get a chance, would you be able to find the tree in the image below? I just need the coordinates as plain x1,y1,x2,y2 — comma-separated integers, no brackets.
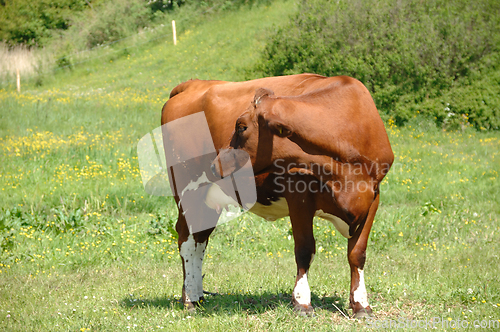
0,0,87,46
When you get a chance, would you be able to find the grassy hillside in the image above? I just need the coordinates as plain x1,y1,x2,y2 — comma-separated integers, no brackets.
1,0,499,331
0,0,274,83
0,0,266,47
1,0,294,136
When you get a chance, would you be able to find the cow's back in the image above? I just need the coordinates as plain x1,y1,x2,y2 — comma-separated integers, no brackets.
161,74,332,149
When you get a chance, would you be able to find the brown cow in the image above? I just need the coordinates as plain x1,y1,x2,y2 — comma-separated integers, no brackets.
161,74,394,317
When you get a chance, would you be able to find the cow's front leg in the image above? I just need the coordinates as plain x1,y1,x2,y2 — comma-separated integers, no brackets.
288,193,316,316
176,213,214,311
347,195,378,318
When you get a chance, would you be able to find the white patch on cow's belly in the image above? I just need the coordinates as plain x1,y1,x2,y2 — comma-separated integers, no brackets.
353,268,369,308
249,197,289,221
204,183,239,213
179,234,206,303
293,273,311,305
314,209,351,238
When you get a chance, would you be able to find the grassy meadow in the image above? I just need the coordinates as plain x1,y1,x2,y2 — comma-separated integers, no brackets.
1,0,499,330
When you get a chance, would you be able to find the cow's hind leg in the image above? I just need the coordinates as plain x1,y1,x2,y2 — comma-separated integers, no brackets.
347,194,379,318
288,193,316,316
176,213,214,311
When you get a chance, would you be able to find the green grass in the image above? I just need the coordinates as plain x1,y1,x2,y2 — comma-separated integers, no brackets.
1,0,500,330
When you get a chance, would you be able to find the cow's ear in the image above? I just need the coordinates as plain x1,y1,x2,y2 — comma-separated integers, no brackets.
253,88,274,106
267,118,292,138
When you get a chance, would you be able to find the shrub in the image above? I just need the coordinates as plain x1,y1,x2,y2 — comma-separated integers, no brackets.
148,0,186,12
0,0,87,46
250,0,500,129
72,0,151,49
418,67,500,130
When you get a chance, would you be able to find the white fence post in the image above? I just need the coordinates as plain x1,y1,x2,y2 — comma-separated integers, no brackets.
172,20,177,46
16,68,20,93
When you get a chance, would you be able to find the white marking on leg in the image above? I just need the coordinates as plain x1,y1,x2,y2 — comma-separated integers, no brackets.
179,234,206,303
353,268,369,308
293,273,311,305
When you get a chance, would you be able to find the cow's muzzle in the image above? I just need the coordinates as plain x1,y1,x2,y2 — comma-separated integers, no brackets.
211,149,251,179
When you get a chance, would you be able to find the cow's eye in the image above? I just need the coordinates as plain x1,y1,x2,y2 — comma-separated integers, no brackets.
237,125,247,134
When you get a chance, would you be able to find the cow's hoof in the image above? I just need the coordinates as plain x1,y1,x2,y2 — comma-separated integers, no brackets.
293,303,314,317
352,308,372,319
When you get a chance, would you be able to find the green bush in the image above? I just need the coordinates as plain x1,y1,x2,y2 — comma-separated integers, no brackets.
418,67,500,130
69,0,151,49
0,0,87,46
148,0,186,12
250,0,500,129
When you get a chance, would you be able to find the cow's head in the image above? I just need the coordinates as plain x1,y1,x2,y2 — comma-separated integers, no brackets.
212,88,305,178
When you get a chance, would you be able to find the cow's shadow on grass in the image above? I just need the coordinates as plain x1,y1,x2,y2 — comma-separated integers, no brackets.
120,291,348,316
